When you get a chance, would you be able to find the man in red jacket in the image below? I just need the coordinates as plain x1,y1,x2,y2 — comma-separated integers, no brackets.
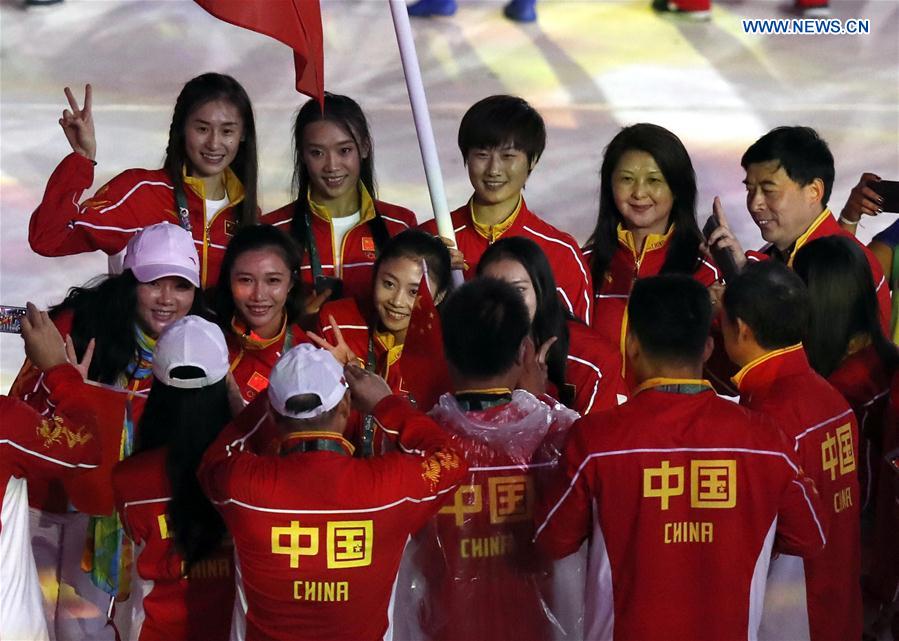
198,344,467,641
535,275,826,641
723,260,861,641
708,126,891,330
419,95,593,324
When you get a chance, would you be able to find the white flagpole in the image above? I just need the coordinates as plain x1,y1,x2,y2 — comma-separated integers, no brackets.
388,0,464,285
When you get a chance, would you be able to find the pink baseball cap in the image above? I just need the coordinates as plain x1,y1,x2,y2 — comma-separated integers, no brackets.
268,344,349,420
123,223,200,287
153,316,229,389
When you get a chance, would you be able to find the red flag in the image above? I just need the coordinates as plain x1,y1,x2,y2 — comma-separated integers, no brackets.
402,269,451,412
195,0,324,106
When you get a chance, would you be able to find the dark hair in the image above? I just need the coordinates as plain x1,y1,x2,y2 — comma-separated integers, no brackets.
477,237,572,405
584,123,704,294
290,93,389,260
163,73,259,226
214,224,303,327
722,261,809,350
51,271,204,385
136,372,232,568
628,275,712,364
280,392,346,430
458,95,546,166
441,278,531,379
722,260,809,350
793,236,899,377
741,126,835,206
373,229,452,301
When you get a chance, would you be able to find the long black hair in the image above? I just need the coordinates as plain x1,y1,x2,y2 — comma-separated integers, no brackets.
50,271,204,385
290,93,389,258
135,369,231,568
584,123,704,293
213,224,304,327
163,72,259,227
477,237,573,407
793,236,899,378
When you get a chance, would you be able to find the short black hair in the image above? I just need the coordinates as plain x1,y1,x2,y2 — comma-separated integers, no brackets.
722,261,809,350
441,278,531,379
458,95,546,166
628,275,712,364
741,126,835,206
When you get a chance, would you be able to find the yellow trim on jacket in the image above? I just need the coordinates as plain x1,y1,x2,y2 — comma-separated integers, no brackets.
731,343,804,388
471,195,523,242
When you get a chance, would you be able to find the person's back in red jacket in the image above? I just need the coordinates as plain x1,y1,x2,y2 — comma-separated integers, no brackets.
536,275,826,641
723,261,862,641
199,345,467,641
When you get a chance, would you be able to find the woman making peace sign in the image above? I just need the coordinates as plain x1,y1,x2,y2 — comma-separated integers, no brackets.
29,74,259,289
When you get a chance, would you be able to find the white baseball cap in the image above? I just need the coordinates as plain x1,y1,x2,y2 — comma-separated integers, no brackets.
269,344,349,420
153,316,229,389
124,223,200,287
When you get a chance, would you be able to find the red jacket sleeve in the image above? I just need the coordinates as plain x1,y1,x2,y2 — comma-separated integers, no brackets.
0,367,100,481
29,153,151,256
533,418,593,559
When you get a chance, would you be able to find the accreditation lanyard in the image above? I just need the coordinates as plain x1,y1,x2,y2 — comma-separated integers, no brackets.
174,185,192,233
356,335,379,458
294,201,325,282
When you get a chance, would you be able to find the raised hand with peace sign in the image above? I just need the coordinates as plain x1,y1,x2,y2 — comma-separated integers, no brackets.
59,84,96,161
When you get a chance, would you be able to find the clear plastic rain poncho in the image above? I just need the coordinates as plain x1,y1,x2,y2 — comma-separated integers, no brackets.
390,389,586,641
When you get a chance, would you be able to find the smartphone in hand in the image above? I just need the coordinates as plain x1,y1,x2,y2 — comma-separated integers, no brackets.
0,306,27,334
871,180,899,214
702,216,740,283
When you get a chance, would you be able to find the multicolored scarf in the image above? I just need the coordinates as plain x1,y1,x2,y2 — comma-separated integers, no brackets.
84,326,155,596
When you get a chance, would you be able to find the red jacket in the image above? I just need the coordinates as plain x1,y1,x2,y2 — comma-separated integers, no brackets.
535,378,826,641
113,448,235,641
419,198,594,324
263,189,417,314
869,372,899,606
0,373,100,641
227,320,311,404
745,208,891,332
29,152,248,289
564,319,628,415
583,224,720,343
407,390,578,641
828,344,895,513
735,345,861,641
9,310,150,515
197,395,468,641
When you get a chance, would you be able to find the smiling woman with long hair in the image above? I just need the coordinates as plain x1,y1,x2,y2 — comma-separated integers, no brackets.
263,93,418,319
29,73,259,289
583,123,719,342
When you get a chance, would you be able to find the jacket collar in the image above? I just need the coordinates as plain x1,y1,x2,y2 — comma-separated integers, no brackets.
785,208,833,266
182,166,245,205
617,223,674,266
733,343,808,393
307,181,376,225
231,314,288,351
280,431,355,456
470,195,524,242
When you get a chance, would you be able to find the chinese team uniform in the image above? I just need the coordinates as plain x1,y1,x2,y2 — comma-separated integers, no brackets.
29,153,247,289
0,368,99,641
400,390,579,641
264,184,417,313
419,197,594,324
745,208,892,332
582,225,720,345
112,448,235,641
827,344,895,513
226,318,311,404
564,319,629,415
198,395,468,641
734,345,862,641
535,378,827,641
